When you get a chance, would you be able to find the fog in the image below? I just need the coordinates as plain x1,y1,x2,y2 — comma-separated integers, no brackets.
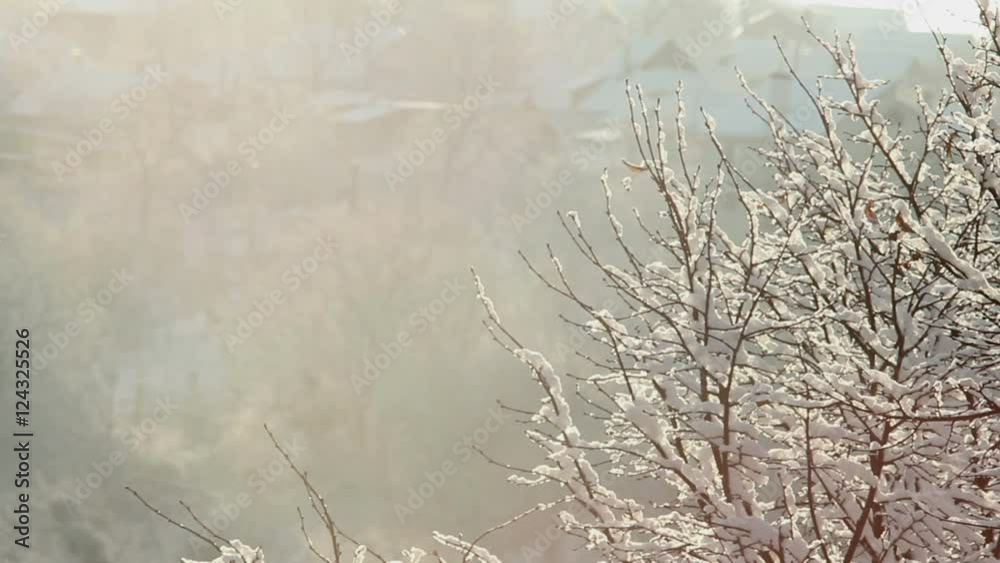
0,0,976,561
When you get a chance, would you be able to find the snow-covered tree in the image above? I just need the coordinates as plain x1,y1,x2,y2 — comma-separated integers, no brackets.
472,8,1000,563
161,6,1000,563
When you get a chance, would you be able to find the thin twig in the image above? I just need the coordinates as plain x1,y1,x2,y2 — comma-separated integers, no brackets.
125,486,221,552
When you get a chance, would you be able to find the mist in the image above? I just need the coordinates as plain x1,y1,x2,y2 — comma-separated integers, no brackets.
0,0,987,562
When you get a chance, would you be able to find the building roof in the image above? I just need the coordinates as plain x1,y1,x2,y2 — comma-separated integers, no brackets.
62,0,180,15
5,61,145,117
307,90,375,112
335,99,447,124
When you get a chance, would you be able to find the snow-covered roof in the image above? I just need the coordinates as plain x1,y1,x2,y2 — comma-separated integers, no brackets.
632,38,698,72
737,5,813,40
0,30,81,59
5,62,144,117
335,99,447,124
784,0,986,35
62,0,179,15
307,89,375,111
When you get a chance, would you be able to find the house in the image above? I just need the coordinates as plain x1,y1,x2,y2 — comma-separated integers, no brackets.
553,0,976,148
